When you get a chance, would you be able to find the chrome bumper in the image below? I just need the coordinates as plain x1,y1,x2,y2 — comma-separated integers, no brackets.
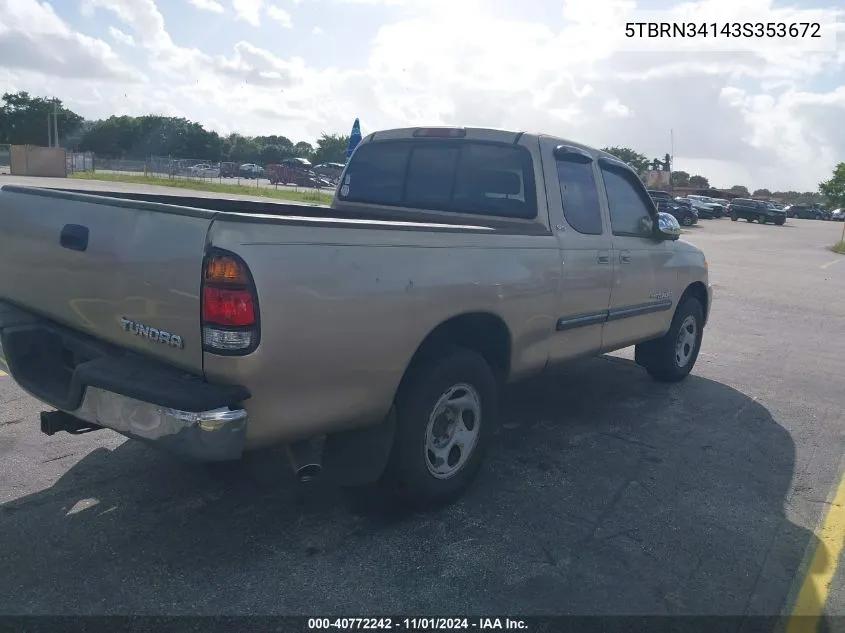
68,387,248,461
1,335,246,462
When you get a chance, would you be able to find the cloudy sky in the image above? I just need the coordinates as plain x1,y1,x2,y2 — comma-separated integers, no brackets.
0,0,843,191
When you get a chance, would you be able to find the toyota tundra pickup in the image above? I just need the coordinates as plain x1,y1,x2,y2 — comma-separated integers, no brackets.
0,126,712,508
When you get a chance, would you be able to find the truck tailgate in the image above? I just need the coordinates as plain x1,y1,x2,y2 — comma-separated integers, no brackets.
0,186,212,374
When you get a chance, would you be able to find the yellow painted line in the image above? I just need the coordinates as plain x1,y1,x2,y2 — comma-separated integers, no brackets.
786,466,845,633
0,370,6,377
820,259,842,270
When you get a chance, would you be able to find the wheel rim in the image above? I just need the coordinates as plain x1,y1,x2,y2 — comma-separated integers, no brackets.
683,217,692,226
424,383,482,480
674,315,698,368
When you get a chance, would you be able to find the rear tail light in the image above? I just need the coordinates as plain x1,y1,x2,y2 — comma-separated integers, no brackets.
201,250,259,355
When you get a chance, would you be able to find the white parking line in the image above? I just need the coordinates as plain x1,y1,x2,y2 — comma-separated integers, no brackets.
820,259,842,270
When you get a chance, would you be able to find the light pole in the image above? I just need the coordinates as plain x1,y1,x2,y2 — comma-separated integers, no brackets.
52,99,59,148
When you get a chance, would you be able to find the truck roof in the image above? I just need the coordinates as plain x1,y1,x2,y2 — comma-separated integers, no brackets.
364,126,611,160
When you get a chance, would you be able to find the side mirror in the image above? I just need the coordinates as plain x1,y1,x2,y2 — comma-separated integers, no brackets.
656,211,681,240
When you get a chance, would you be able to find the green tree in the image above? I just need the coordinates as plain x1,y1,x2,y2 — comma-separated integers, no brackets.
600,146,649,175
730,185,750,196
313,133,350,164
293,141,315,160
753,188,772,197
0,91,84,146
671,171,690,187
689,175,710,188
819,163,845,208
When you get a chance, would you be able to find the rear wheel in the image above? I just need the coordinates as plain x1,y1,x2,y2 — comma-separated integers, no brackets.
382,348,498,509
635,297,704,383
681,216,693,226
758,214,768,224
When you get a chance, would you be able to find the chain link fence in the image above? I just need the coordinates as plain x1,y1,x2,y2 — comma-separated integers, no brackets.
66,151,94,174
84,154,335,196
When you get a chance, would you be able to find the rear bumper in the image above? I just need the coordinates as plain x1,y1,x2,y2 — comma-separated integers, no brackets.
71,387,247,461
0,301,249,462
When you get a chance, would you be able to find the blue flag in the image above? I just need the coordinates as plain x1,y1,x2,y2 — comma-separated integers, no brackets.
346,118,362,162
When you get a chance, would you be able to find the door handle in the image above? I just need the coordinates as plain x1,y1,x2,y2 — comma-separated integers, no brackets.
60,224,89,252
597,252,610,265
619,250,632,264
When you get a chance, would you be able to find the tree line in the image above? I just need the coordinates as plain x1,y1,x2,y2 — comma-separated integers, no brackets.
1,91,841,205
0,91,350,166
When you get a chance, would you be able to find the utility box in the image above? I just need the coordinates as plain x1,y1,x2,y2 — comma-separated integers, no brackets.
10,145,67,178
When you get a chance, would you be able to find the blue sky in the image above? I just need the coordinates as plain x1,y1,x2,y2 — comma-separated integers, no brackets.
0,0,843,190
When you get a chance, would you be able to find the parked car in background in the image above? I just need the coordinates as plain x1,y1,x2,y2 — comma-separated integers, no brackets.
239,163,265,179
647,190,675,204
313,162,345,184
220,162,238,178
680,196,719,219
831,208,844,222
786,204,828,220
188,163,220,179
686,195,725,218
728,199,787,225
657,199,697,226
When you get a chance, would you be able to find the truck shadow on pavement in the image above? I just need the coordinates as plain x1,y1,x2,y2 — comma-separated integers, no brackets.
0,356,828,621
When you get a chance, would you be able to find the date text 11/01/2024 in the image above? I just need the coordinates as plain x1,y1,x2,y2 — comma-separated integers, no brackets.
308,618,528,630
625,22,821,38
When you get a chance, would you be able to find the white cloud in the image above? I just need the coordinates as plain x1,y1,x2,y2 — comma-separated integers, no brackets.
266,4,293,27
108,26,135,46
232,0,264,26
0,0,144,81
187,0,225,12
3,0,845,191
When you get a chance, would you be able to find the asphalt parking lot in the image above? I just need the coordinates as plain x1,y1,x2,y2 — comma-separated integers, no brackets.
1,180,844,620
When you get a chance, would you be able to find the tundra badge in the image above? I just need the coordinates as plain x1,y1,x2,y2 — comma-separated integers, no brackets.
120,317,185,349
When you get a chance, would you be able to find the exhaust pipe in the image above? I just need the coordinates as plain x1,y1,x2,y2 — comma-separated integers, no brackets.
285,438,322,482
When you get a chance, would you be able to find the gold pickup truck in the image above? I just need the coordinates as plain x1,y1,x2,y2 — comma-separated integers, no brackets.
0,126,712,508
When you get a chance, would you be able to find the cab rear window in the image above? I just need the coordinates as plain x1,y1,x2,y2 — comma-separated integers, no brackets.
339,140,537,219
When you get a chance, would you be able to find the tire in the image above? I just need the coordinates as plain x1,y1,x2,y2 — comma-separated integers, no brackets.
634,297,704,383
758,214,767,224
681,216,692,226
747,217,755,222
775,219,785,226
382,348,498,509
731,212,738,222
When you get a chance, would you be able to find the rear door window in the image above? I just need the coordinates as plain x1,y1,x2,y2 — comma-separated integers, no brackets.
340,140,537,219
556,156,603,235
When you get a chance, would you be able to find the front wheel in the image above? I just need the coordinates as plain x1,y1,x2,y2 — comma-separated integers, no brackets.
635,297,704,383
681,216,693,226
382,348,498,509
758,214,768,224
731,212,738,222
775,219,785,226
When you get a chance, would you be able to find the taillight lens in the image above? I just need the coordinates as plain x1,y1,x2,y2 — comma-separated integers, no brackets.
201,250,259,355
202,287,255,326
